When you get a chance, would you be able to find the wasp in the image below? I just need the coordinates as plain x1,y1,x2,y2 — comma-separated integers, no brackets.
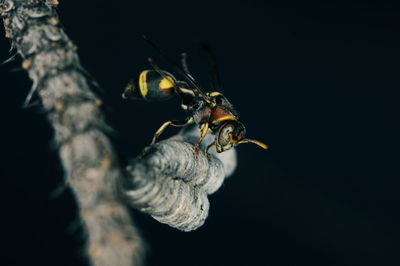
123,38,268,157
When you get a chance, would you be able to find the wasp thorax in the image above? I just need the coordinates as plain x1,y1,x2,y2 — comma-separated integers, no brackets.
216,121,246,152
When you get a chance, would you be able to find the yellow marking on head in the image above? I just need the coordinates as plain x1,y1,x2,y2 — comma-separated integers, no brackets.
159,76,175,92
208,91,222,97
179,87,195,96
211,115,237,124
216,145,223,153
139,71,148,98
228,133,236,143
216,143,232,153
181,104,188,110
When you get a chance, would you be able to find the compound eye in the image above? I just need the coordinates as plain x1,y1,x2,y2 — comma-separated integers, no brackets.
235,128,246,140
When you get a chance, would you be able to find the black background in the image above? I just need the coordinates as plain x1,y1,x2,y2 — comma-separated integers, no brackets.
0,0,397,265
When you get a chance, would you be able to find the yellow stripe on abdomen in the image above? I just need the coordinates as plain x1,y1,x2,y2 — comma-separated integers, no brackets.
139,71,148,98
158,76,175,93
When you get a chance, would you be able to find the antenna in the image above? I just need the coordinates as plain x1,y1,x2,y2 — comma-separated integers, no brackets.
237,139,269,149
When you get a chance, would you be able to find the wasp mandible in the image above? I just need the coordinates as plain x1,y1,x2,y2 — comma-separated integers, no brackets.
123,38,268,157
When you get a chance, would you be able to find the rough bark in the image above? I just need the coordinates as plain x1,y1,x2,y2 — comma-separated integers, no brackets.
1,1,144,265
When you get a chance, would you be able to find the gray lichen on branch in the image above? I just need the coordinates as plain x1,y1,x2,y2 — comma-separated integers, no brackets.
1,0,237,265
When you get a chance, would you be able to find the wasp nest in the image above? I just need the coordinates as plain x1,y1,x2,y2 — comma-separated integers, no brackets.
121,128,237,231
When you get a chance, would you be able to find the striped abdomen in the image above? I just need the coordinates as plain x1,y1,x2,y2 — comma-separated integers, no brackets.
123,70,176,101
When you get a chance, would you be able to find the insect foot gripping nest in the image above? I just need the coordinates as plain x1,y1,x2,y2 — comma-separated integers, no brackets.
120,127,237,232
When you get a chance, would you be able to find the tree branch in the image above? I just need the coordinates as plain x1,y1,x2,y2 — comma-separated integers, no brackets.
1,1,144,265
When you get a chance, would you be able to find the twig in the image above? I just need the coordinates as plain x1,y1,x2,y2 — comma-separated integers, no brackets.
1,1,144,265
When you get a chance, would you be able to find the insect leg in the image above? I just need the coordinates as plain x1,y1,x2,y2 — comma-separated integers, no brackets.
151,117,194,144
205,141,216,159
193,122,209,155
